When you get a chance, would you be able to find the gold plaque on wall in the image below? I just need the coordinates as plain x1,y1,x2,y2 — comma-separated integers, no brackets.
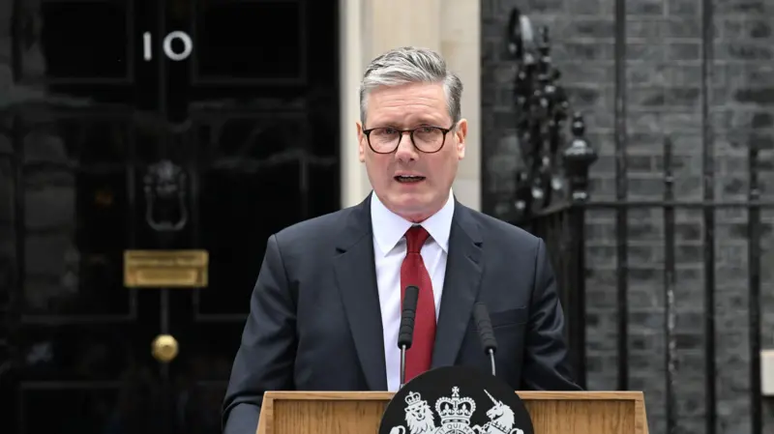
124,250,208,288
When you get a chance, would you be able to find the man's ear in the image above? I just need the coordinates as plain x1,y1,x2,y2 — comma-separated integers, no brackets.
357,122,366,163
454,119,468,160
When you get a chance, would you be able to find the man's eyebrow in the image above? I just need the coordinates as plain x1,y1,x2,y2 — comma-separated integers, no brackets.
370,118,445,127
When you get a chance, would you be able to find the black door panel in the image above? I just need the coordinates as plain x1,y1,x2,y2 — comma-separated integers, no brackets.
193,1,306,83
1,1,340,433
18,1,132,83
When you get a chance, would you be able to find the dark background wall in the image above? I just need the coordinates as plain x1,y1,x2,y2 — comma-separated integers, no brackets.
0,0,13,368
481,0,774,433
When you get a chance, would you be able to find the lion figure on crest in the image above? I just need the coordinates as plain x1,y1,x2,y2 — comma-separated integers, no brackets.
389,391,437,434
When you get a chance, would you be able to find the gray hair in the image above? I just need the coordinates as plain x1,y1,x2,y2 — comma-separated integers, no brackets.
359,46,463,126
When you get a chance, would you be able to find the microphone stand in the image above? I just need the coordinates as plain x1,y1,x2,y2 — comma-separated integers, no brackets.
398,285,419,389
487,348,496,377
399,345,407,389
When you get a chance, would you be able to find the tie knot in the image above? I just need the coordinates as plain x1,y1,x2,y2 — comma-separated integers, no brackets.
405,225,430,253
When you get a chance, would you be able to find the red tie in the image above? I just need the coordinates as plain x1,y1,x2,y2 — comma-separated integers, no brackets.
400,225,436,382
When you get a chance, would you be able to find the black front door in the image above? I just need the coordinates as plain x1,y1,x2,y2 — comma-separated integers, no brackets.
0,1,340,433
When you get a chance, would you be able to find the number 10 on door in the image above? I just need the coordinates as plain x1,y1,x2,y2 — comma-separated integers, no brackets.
143,31,193,61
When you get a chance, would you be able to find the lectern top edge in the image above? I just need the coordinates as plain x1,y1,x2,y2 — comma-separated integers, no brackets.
516,391,644,401
263,390,644,402
265,391,394,401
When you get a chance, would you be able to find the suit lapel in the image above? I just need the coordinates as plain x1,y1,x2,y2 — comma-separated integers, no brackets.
432,202,483,368
332,195,388,390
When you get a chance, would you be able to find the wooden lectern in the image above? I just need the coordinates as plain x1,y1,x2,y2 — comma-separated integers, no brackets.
256,391,649,434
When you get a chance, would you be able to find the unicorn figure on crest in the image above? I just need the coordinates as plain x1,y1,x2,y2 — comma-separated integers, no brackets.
472,390,524,434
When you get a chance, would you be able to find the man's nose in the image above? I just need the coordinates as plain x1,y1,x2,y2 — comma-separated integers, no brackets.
394,132,417,161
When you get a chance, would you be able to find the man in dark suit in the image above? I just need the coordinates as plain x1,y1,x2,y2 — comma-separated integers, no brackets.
221,46,581,434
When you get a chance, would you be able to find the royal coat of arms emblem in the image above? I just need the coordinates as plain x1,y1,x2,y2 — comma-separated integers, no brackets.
387,386,525,434
379,366,533,434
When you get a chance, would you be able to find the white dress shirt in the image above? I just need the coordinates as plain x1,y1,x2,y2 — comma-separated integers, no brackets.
370,191,455,392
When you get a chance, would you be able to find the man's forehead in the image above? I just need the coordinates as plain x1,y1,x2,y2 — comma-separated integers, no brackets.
366,92,449,125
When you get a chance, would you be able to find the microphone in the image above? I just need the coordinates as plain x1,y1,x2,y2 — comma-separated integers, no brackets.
473,302,498,376
398,285,420,389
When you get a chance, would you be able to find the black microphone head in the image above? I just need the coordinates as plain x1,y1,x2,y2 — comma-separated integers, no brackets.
473,302,498,352
473,302,489,320
403,286,419,312
398,286,420,348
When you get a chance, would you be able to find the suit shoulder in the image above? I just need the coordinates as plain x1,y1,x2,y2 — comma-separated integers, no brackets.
273,206,353,242
464,206,541,246
268,205,367,260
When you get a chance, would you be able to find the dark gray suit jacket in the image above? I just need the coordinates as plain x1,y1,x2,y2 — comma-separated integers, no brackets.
221,194,581,433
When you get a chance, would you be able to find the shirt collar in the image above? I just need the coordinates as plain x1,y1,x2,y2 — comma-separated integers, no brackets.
370,190,455,257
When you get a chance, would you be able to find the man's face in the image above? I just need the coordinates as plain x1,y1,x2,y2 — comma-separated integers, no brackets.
357,82,467,222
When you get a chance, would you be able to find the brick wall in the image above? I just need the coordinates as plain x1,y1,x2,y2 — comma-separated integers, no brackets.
481,0,774,433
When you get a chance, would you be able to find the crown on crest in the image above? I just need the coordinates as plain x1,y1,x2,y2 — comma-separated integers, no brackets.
404,391,424,408
435,387,476,425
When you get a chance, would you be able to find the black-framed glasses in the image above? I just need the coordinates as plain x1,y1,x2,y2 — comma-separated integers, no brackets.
362,124,454,154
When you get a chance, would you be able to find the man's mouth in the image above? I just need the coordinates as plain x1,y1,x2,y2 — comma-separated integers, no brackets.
394,175,426,183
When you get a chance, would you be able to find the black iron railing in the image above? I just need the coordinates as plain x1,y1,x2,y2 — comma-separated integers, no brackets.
505,5,770,434
505,7,597,389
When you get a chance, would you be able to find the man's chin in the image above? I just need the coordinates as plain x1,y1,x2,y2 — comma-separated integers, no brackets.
383,192,438,220
391,193,429,210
